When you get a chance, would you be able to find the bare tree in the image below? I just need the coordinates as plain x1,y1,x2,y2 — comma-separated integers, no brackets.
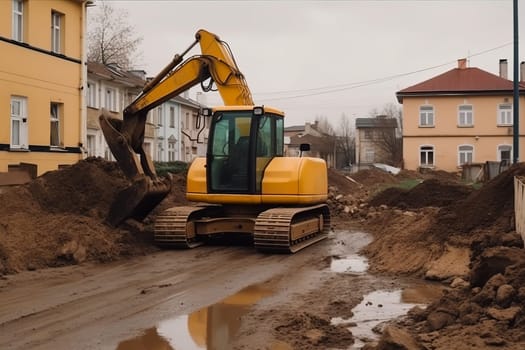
336,113,355,167
370,103,403,166
311,116,337,167
87,1,142,69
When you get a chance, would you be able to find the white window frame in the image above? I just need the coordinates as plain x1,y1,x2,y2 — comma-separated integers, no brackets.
420,145,435,167
168,141,176,161
458,144,474,166
50,102,61,147
497,144,512,164
12,0,23,42
157,106,163,126
86,134,96,157
498,104,513,125
87,81,97,108
458,105,473,127
51,11,62,53
10,96,28,149
169,106,175,128
104,87,117,112
419,105,434,127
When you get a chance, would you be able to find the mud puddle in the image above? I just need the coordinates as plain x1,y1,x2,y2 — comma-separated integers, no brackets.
117,282,274,349
332,283,444,348
328,230,444,348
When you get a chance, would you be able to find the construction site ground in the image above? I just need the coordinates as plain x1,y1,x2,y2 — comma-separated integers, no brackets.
1,157,525,349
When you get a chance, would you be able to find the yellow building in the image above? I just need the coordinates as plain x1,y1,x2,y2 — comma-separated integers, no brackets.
0,0,90,177
397,59,525,173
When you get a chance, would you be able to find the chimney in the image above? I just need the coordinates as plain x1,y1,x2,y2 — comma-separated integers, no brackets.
521,61,525,82
457,58,467,69
499,59,508,79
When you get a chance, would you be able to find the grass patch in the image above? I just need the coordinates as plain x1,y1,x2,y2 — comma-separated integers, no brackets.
154,161,189,176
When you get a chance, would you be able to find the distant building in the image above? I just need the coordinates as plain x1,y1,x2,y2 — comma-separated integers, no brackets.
153,94,207,162
0,0,90,177
285,121,336,167
86,62,146,159
397,58,525,172
87,62,208,163
355,116,398,168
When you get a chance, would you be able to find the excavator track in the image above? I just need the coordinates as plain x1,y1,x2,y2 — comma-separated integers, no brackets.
154,206,212,248
253,204,330,253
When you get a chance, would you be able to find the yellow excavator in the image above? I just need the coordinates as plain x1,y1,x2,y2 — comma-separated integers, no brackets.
100,29,329,253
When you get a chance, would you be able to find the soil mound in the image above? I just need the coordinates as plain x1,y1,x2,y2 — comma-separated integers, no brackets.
368,178,473,209
0,158,187,275
430,163,525,237
350,168,398,187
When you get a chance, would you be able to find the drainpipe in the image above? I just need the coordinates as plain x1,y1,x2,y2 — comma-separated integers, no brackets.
79,1,93,159
513,0,519,163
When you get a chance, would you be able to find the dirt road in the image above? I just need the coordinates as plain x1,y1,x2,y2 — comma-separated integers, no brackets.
0,230,420,350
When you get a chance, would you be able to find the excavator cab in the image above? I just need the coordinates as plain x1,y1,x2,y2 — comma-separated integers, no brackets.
206,106,284,194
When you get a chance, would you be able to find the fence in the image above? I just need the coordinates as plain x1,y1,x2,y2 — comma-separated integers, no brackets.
514,176,525,246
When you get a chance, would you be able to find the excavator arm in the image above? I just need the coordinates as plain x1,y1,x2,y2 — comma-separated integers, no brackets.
100,29,254,226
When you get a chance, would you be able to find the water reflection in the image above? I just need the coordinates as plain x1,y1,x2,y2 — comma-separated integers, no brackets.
117,283,273,350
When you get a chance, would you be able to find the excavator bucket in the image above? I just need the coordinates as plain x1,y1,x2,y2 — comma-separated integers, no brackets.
99,110,172,227
106,175,171,227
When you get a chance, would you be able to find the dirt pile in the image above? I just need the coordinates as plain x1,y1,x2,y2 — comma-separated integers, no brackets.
363,163,525,349
368,178,473,209
0,158,188,275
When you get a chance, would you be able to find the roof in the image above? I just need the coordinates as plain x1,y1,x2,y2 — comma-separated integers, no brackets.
396,66,525,102
87,62,145,88
355,117,398,129
284,125,306,132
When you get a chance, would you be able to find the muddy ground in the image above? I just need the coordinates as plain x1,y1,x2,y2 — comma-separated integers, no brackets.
1,157,525,349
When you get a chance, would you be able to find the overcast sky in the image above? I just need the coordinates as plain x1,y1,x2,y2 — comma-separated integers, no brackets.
94,0,524,127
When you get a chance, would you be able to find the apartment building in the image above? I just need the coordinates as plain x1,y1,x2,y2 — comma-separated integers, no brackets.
153,95,207,162
86,62,147,159
0,0,90,176
397,59,525,172
87,62,207,163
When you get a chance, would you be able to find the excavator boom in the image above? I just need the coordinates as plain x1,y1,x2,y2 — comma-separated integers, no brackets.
100,29,254,226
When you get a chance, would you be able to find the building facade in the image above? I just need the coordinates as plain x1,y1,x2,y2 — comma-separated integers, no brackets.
86,62,147,159
87,62,207,163
397,59,525,172
0,0,89,176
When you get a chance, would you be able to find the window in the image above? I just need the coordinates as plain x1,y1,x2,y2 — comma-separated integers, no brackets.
87,81,96,108
10,96,28,149
105,87,117,112
51,11,63,53
276,117,284,156
498,145,512,164
157,142,162,161
420,145,434,167
12,0,23,41
50,102,62,147
364,149,375,162
419,106,434,126
157,106,163,126
364,130,373,139
498,104,512,125
168,141,176,161
458,145,473,165
185,112,190,129
87,134,96,157
169,106,175,128
458,105,473,126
